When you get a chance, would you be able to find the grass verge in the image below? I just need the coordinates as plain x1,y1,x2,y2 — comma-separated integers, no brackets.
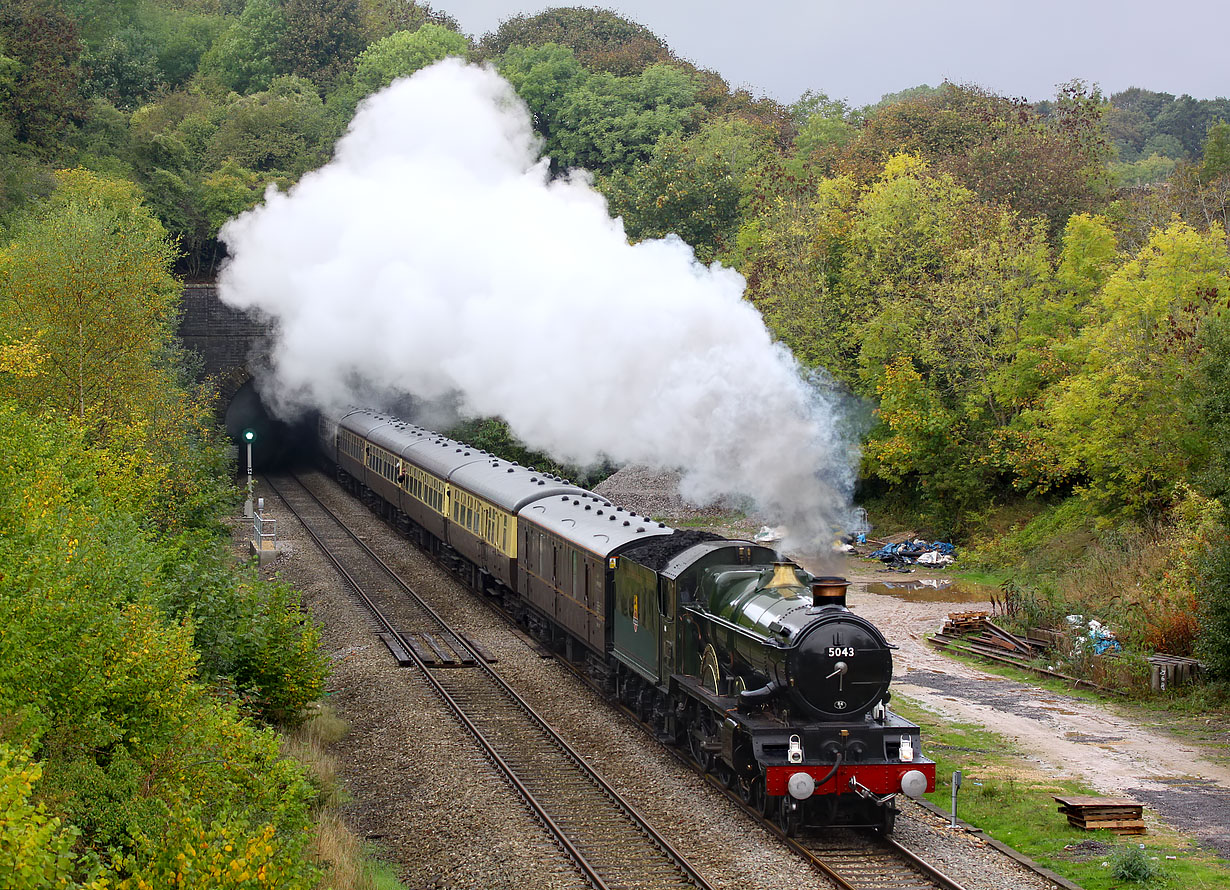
894,696,1230,888
285,705,412,890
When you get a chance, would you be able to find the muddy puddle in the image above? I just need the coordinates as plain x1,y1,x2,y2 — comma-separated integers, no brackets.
863,578,997,603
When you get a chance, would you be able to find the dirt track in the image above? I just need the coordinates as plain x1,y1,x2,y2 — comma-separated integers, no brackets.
835,557,1230,856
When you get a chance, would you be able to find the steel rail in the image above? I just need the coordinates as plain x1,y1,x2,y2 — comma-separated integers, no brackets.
268,472,711,890
309,467,1071,890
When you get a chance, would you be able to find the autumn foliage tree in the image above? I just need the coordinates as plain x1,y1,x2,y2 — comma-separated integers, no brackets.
839,82,1112,233
0,169,180,426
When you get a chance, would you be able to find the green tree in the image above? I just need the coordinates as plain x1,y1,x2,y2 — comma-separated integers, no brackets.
739,167,860,378
553,63,703,172
1189,306,1230,505
127,89,229,274
497,42,587,148
790,90,859,166
1041,220,1230,512
274,0,366,86
148,5,228,89
841,82,1112,233
601,117,770,262
206,76,332,176
1201,120,1230,181
500,44,702,173
81,26,162,110
0,746,83,890
1110,152,1177,187
1106,87,1173,160
0,0,84,150
1154,94,1230,158
350,22,468,95
356,0,459,41
1198,542,1230,677
197,0,286,95
480,7,670,75
201,159,288,234
0,401,323,884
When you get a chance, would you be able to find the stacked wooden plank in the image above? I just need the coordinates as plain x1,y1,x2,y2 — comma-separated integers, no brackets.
1147,654,1204,691
1053,796,1146,835
935,612,1044,659
944,611,989,632
928,611,1119,690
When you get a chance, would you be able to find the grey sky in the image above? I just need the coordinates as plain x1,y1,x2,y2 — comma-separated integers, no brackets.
433,1,1229,107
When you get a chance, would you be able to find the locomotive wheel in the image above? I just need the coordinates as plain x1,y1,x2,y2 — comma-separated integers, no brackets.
742,776,766,815
760,789,777,819
688,726,714,772
777,799,801,837
688,710,718,772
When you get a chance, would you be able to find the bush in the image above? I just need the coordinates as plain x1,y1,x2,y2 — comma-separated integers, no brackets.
0,746,83,890
0,401,325,885
1197,539,1230,679
1109,844,1163,882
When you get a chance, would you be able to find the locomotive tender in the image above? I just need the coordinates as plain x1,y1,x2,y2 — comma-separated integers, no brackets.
319,408,935,834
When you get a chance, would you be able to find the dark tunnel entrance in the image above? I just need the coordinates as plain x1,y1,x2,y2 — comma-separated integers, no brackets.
223,378,316,471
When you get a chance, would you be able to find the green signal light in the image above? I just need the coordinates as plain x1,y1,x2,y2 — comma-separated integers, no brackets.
243,429,256,442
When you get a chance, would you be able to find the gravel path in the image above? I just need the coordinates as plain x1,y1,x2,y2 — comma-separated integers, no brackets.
256,469,1075,889
831,559,1230,860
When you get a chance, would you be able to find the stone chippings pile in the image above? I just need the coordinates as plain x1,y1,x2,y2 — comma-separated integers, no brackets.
262,470,1059,890
593,465,759,534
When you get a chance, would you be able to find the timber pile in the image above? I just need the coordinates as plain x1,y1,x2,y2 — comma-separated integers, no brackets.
944,611,989,632
1053,796,1146,835
928,611,1118,691
932,612,1044,660
1147,653,1204,691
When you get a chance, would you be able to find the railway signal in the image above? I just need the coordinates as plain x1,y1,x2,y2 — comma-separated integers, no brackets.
243,428,256,518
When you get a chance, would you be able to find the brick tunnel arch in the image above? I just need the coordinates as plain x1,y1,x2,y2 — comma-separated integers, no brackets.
179,284,315,468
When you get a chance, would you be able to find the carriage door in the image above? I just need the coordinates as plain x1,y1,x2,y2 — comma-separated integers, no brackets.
658,578,676,680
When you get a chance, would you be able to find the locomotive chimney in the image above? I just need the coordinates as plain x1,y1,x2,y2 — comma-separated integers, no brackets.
811,576,849,608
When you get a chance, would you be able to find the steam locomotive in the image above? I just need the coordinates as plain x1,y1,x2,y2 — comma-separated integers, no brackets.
318,407,935,834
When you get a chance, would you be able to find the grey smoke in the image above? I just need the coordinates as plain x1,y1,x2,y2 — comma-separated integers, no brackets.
218,58,859,554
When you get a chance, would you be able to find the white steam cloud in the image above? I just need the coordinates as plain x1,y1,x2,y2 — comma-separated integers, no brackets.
218,59,859,554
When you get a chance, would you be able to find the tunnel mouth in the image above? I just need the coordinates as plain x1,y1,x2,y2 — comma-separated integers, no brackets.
223,379,315,471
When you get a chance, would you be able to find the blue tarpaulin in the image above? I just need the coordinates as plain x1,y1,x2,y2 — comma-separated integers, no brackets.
868,540,956,563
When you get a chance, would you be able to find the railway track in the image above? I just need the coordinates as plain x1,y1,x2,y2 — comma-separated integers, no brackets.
790,828,968,890
268,472,713,890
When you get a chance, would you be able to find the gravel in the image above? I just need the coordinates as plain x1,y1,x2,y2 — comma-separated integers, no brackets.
594,466,758,532
256,469,1068,890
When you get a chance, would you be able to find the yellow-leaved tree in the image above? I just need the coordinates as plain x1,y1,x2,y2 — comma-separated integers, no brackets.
0,168,181,427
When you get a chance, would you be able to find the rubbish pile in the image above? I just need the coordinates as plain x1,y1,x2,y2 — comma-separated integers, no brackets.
754,526,785,544
1066,615,1122,655
867,539,956,568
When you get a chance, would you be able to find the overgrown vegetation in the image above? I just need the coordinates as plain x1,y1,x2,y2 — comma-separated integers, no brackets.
3,0,1230,874
0,167,356,887
445,416,616,487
